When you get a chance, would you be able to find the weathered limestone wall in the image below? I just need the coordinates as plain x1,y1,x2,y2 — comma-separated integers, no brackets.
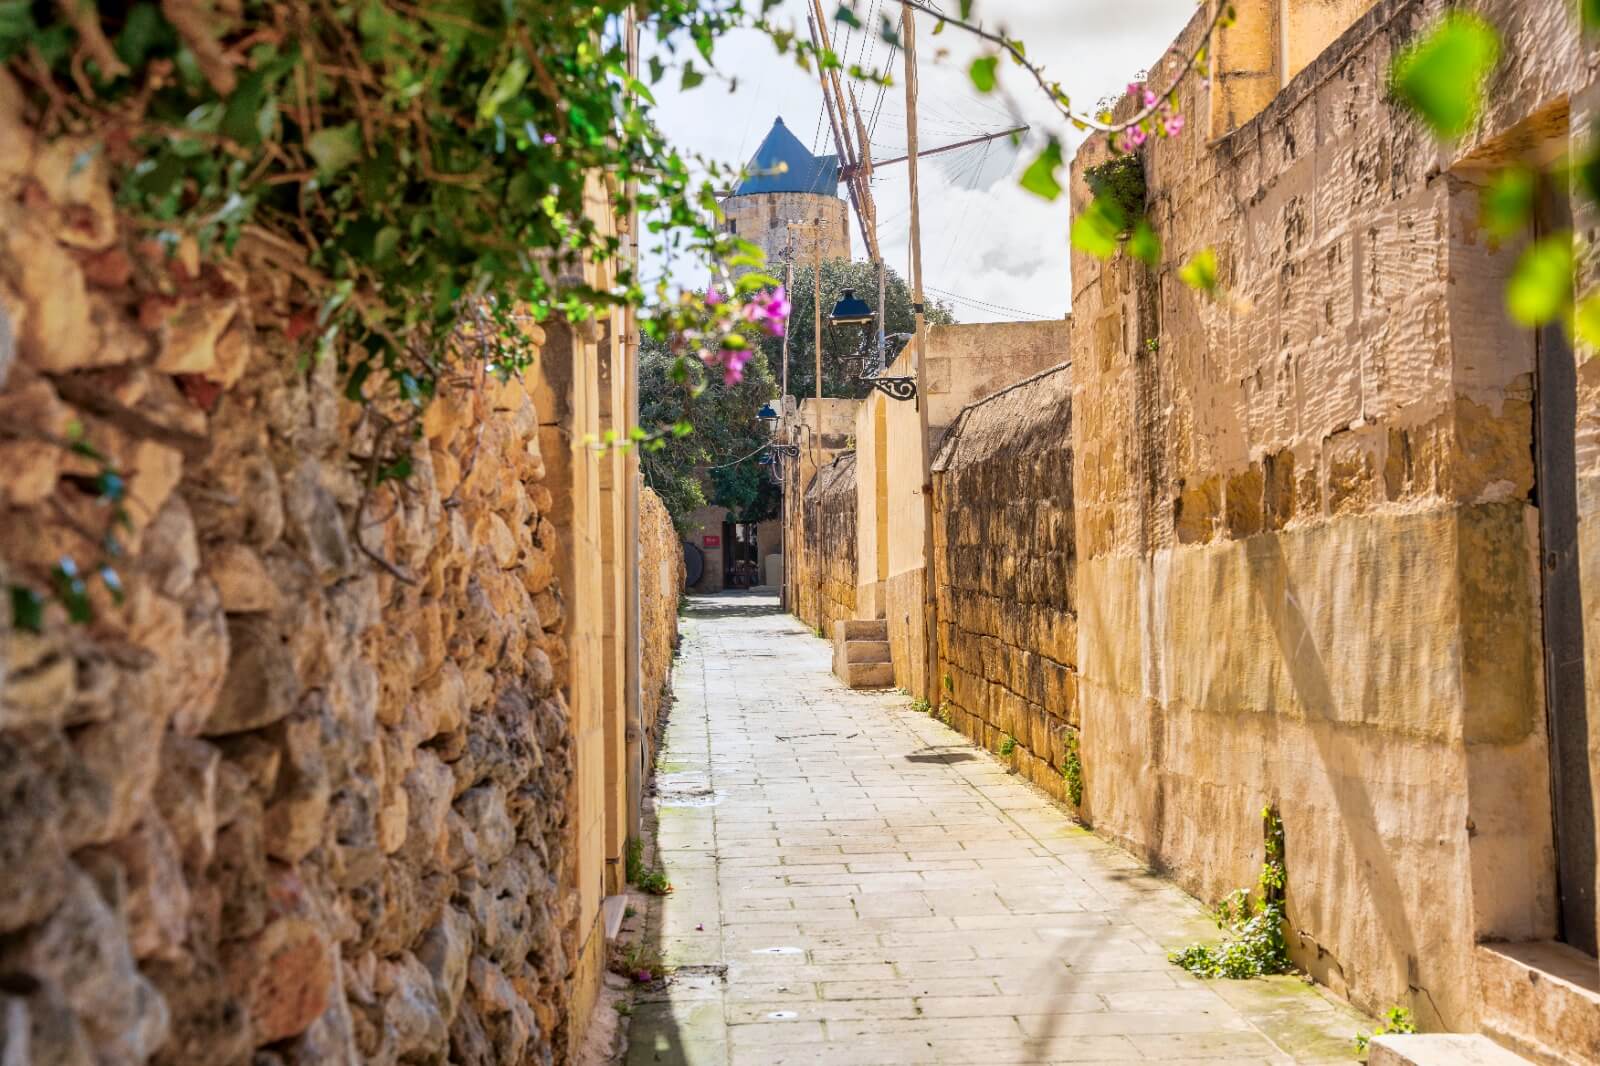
1568,23,1600,1011
1070,0,1591,1039
0,72,632,1065
931,364,1076,802
681,504,731,593
780,398,857,628
797,451,858,636
719,190,850,272
859,320,1069,699
638,484,683,751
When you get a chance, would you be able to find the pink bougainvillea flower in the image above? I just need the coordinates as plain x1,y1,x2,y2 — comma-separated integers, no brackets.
542,133,558,145
1126,81,1143,98
706,285,725,306
1129,126,1148,147
1164,113,1186,137
721,348,752,385
742,285,790,337
763,285,791,330
1142,88,1158,108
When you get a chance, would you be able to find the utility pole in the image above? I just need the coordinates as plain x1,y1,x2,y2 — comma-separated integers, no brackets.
902,1,939,706
780,225,798,399
813,220,823,411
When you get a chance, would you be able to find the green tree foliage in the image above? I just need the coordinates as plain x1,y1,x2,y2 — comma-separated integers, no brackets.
639,338,781,527
769,260,954,403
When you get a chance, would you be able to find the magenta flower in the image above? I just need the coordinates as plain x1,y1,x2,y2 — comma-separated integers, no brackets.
1164,113,1185,137
721,348,752,385
1142,88,1158,108
706,286,725,306
742,286,790,337
1126,81,1143,98
763,285,791,327
542,133,558,145
1129,126,1148,147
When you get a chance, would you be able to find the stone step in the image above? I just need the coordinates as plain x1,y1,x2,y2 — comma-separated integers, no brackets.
602,894,628,941
1369,1035,1537,1065
841,639,891,664
1474,941,1600,1065
837,619,888,642
839,661,895,689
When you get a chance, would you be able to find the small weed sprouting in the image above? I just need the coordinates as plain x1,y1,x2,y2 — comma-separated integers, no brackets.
1061,730,1083,807
625,838,673,896
610,940,671,985
909,697,931,715
933,705,952,727
942,673,954,695
1354,1006,1417,1057
1169,806,1291,980
813,625,825,639
999,734,1017,757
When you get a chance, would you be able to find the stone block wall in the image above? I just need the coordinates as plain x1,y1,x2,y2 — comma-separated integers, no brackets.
1069,0,1593,1037
719,190,850,273
639,484,683,749
0,70,609,1065
797,451,858,636
932,364,1076,802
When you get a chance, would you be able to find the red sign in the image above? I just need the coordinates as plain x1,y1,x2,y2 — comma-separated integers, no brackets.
702,535,721,548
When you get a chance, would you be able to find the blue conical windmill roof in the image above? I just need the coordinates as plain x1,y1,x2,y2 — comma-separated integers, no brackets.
734,118,840,196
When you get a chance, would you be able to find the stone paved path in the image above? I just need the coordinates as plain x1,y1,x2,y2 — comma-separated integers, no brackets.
624,592,1368,1065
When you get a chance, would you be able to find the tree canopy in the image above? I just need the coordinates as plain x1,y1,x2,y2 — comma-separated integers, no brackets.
639,338,781,529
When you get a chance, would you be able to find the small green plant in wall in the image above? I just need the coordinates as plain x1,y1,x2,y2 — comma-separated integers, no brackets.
1354,1006,1417,1058
1170,806,1292,979
625,839,673,897
909,696,931,715
999,734,1017,757
1061,730,1084,807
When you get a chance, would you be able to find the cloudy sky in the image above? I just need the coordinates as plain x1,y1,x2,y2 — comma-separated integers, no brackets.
643,0,1201,322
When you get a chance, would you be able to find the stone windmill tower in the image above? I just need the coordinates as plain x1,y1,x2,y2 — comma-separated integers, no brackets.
720,117,851,274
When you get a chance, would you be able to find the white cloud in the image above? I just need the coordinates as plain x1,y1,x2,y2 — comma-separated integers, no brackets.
644,0,1199,321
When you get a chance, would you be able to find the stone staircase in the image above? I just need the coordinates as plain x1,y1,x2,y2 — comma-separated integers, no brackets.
832,619,894,689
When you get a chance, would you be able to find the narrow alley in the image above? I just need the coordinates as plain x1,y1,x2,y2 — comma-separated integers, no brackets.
623,593,1369,1065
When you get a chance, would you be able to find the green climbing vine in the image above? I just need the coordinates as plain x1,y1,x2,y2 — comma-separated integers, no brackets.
1169,805,1292,980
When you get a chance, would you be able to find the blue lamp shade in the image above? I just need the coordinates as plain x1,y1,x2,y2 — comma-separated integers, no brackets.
828,289,874,326
757,402,780,421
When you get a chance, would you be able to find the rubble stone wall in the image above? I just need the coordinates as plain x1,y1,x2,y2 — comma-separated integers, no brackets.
931,364,1076,803
0,70,586,1066
797,451,858,636
639,484,683,749
1069,0,1589,1034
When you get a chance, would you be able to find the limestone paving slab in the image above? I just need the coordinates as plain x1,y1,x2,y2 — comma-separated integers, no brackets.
625,593,1368,1065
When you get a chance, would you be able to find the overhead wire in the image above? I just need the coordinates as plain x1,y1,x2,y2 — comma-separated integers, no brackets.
924,283,1057,322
